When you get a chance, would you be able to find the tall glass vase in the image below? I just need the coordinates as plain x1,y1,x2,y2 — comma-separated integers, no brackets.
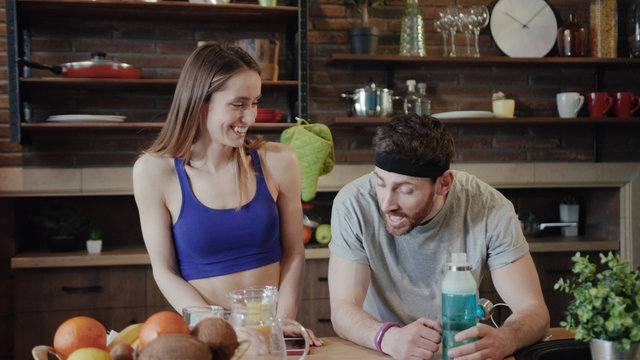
399,0,426,56
628,0,640,57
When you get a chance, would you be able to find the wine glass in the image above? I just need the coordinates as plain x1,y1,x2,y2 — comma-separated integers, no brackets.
439,5,462,57
469,5,490,57
434,18,449,57
458,7,475,56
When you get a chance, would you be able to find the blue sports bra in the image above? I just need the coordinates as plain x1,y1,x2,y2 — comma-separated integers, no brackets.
172,150,282,280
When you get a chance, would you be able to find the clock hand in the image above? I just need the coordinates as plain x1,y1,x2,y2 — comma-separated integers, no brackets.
522,5,546,27
504,12,526,26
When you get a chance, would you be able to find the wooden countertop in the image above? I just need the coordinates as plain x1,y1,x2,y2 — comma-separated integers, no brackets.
307,328,574,359
10,239,618,269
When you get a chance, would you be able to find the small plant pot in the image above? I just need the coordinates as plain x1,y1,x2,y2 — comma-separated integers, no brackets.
590,338,640,360
349,27,380,55
86,240,102,254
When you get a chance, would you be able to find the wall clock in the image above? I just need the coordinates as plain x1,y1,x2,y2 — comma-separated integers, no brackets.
490,0,557,57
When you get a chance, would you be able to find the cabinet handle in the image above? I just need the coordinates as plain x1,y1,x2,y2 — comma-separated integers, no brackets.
317,318,331,323
317,277,328,282
61,285,103,293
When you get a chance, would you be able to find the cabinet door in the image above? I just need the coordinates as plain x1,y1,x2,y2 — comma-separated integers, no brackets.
14,267,146,313
298,299,335,337
302,259,329,300
14,307,146,360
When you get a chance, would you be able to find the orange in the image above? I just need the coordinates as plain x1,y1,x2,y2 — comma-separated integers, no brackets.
53,316,107,360
139,311,190,349
302,225,312,244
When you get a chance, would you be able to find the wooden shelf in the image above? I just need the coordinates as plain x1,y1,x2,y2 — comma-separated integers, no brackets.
19,77,298,91
329,116,640,126
327,54,640,67
21,121,295,133
16,0,299,22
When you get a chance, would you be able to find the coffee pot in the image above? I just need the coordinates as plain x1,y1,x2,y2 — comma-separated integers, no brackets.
227,286,310,359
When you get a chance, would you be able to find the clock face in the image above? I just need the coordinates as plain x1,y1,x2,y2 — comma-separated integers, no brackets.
490,0,558,57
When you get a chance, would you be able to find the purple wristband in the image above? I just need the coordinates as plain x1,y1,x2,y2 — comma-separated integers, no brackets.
374,322,401,355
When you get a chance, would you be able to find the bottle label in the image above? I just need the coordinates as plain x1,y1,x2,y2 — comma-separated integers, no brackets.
442,293,478,360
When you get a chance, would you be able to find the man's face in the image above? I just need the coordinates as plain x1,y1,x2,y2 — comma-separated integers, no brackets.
374,167,438,236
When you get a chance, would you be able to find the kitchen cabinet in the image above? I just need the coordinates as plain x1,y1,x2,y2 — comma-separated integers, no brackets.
13,266,148,357
299,258,335,337
5,0,309,143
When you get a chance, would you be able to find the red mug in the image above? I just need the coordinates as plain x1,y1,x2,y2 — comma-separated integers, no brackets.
614,92,640,117
586,92,614,117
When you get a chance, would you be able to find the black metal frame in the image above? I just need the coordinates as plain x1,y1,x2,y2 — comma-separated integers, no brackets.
7,0,22,142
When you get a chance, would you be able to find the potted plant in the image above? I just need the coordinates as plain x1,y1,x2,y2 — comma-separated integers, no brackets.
340,0,384,54
31,207,89,252
86,229,103,254
554,252,640,359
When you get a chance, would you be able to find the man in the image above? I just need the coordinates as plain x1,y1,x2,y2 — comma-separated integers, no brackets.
328,114,549,360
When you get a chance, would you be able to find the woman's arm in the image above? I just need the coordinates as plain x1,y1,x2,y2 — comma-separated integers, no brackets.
133,155,209,313
262,143,305,320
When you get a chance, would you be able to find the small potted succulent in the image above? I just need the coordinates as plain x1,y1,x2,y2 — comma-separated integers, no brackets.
491,91,515,118
559,195,579,236
86,229,103,254
340,0,384,54
554,252,640,358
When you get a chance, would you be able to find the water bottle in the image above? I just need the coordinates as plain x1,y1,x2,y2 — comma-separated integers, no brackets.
403,80,421,114
417,82,431,116
442,252,478,360
399,0,426,56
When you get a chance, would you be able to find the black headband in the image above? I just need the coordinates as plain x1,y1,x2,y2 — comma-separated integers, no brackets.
375,152,449,179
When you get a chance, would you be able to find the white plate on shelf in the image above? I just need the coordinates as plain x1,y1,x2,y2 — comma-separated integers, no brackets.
432,111,494,119
47,114,126,123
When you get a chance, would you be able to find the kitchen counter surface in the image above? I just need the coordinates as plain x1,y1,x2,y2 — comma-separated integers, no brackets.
10,240,618,269
309,327,574,359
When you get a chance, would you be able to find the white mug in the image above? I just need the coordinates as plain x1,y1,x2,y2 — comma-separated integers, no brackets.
556,92,584,118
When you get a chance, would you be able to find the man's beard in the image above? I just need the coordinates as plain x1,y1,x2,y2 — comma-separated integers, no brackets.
383,193,436,236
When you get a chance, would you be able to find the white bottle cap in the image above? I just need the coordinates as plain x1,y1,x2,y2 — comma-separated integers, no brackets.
448,252,471,271
406,79,416,87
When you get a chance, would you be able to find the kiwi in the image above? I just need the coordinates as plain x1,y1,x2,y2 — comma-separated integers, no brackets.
191,318,239,360
110,343,135,360
138,333,212,360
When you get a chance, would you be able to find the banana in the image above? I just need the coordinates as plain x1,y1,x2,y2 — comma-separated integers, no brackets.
131,338,141,352
107,323,142,351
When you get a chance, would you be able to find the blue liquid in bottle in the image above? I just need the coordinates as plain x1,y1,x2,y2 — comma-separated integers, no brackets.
441,253,478,360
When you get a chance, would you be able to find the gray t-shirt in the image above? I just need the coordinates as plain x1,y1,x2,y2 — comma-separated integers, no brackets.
329,170,529,324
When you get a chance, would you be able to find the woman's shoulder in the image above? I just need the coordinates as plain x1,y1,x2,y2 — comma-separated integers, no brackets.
258,141,298,165
133,153,176,180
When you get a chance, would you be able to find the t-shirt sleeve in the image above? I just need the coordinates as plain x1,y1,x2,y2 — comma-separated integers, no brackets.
328,185,370,265
485,203,529,271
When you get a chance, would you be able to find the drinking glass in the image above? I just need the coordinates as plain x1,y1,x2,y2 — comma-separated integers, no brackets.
439,5,462,57
434,18,449,57
459,7,474,56
470,5,489,57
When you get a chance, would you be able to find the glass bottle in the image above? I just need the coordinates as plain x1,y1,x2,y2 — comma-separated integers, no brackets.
442,253,478,360
399,0,426,56
403,80,421,114
589,0,618,58
417,82,431,115
557,13,588,57
628,0,640,57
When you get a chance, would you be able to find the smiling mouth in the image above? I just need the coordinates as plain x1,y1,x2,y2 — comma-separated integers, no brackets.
233,126,248,134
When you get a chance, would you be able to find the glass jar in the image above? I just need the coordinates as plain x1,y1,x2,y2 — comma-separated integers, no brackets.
589,0,618,58
557,13,588,57
399,0,426,56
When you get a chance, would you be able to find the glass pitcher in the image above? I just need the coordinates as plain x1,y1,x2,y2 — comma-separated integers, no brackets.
227,286,310,359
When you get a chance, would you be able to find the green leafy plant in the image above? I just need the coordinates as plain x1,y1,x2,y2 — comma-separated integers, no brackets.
560,195,579,205
32,206,89,237
554,252,640,352
89,229,102,241
339,0,384,28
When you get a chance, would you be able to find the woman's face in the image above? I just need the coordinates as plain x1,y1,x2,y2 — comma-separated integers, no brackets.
202,69,262,147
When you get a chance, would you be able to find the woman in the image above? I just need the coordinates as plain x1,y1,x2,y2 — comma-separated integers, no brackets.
133,43,319,344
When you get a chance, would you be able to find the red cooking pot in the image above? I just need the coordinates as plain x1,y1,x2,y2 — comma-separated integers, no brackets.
18,52,141,79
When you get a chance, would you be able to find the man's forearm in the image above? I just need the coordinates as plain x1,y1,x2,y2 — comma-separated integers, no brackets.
500,305,550,354
331,303,384,350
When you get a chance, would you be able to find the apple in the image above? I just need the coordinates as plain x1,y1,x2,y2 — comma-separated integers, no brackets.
302,225,312,244
315,224,331,245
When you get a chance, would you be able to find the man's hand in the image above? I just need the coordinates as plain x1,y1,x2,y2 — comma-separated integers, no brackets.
445,323,513,360
381,318,442,360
